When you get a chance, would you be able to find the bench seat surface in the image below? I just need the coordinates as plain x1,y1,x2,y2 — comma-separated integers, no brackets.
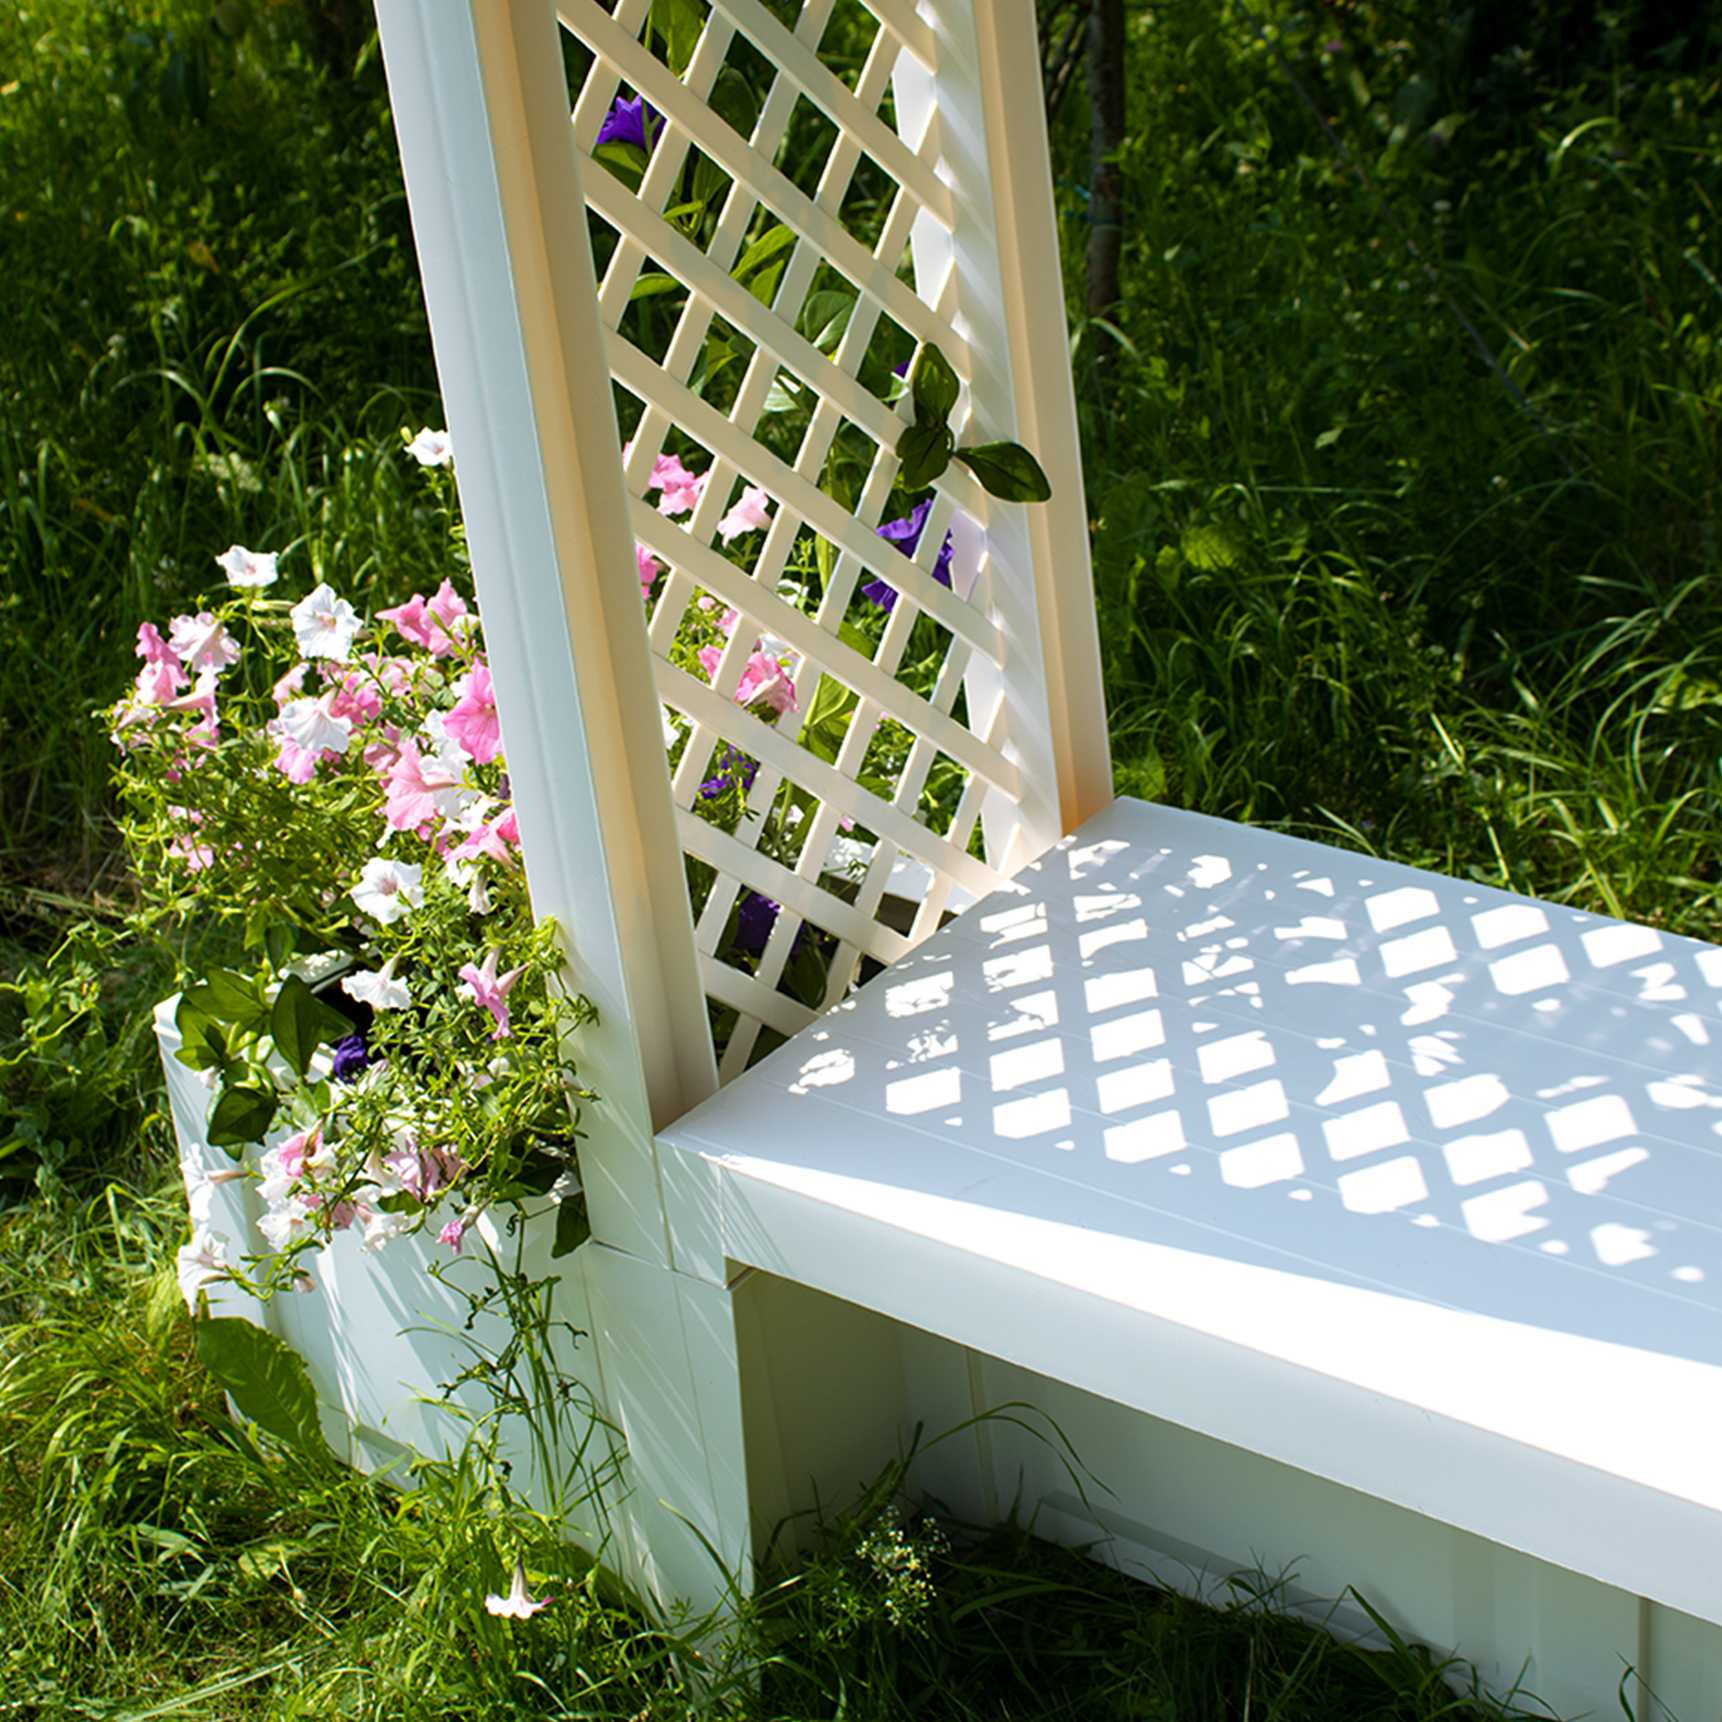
659,799,1722,1622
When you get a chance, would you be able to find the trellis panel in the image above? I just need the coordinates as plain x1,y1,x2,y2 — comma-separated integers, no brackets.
385,0,1108,1113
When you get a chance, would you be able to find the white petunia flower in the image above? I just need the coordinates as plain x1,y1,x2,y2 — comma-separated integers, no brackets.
406,426,453,468
278,694,353,757
341,958,411,1011
290,583,362,662
215,545,279,589
258,1201,314,1252
352,857,423,926
176,1224,234,1310
485,1559,552,1619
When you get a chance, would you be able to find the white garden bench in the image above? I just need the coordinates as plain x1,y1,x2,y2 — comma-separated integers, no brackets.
178,1,1722,1713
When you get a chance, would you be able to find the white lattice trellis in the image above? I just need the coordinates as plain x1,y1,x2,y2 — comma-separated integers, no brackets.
555,0,1089,1081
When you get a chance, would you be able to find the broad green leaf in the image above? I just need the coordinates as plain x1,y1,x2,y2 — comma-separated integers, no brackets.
262,924,296,974
747,259,786,308
708,63,759,140
798,288,855,353
203,968,270,1033
174,993,219,1065
650,0,704,74
552,1198,589,1259
592,139,647,190
196,1315,332,1457
953,441,1052,503
269,974,351,1080
910,344,959,425
629,271,685,303
206,1083,277,1150
732,222,796,284
895,420,954,490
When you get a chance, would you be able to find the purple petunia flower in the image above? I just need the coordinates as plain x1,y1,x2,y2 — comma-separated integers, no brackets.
734,891,812,956
699,745,759,802
331,1031,370,1083
863,497,954,612
596,93,660,152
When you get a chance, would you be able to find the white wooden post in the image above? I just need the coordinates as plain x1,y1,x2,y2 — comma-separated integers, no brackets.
373,0,719,1267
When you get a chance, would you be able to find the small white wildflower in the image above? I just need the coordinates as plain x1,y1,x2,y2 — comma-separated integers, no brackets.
485,1559,551,1619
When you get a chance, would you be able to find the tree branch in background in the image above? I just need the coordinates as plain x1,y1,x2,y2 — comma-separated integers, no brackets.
1042,0,1091,127
1085,0,1127,346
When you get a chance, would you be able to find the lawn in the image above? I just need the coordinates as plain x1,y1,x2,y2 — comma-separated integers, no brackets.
1,0,1718,1714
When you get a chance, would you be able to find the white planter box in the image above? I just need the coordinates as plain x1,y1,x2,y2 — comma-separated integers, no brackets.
156,998,637,1576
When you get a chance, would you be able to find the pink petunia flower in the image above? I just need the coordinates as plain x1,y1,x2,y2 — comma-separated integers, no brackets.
716,484,773,544
459,947,526,1039
652,453,706,518
383,1136,466,1203
449,806,521,867
376,591,456,657
428,578,468,635
736,650,797,714
136,622,182,672
382,740,457,832
636,541,662,598
325,667,383,725
444,662,501,764
168,667,223,748
273,663,310,708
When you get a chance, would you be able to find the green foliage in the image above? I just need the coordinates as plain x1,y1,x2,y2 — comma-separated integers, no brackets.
896,341,1052,498
195,1311,333,1457
1051,0,1721,935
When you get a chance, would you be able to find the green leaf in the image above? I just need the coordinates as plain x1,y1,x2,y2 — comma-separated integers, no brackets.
732,222,796,288
206,1084,277,1150
798,288,855,353
628,271,685,303
592,139,647,190
650,0,704,74
910,344,959,425
953,441,1052,503
263,924,296,974
195,1315,332,1457
173,994,225,1071
269,974,350,1081
895,420,955,490
203,968,270,1034
552,1198,589,1259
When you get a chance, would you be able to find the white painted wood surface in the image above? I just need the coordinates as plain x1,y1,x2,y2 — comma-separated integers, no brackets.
664,800,1722,1629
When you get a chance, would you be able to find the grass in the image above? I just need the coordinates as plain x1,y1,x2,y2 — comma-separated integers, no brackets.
1,0,1718,1713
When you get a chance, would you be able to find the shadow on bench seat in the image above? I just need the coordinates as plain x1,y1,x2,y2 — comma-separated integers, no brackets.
661,798,1722,1634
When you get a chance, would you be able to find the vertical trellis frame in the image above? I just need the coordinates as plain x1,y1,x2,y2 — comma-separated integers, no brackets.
375,0,719,1269
376,0,1114,1191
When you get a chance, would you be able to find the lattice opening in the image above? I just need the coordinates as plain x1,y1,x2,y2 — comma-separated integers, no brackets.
774,95,842,203
815,0,886,93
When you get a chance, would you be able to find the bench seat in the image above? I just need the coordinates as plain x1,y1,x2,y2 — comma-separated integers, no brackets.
659,798,1722,1629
